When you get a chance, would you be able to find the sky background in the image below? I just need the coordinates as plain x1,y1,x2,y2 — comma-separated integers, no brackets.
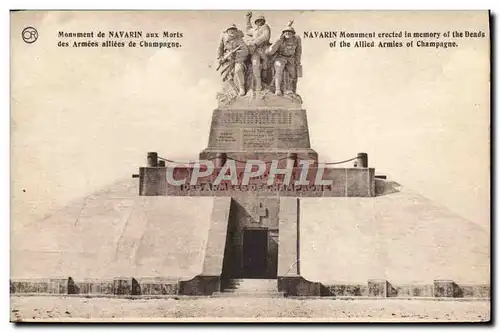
11,10,490,229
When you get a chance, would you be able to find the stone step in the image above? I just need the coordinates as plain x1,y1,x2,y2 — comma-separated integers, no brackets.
224,288,277,293
218,278,280,297
212,291,285,298
227,279,277,285
224,279,277,290
224,286,278,292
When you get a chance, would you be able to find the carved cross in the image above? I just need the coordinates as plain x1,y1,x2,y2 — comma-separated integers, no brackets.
256,202,267,223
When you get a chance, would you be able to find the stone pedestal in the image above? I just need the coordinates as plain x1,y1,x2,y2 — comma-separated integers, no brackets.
199,108,318,163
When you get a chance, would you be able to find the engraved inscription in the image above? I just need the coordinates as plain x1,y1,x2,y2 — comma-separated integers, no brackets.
278,129,308,143
208,109,312,149
216,131,237,144
217,110,293,127
243,128,276,149
277,129,310,148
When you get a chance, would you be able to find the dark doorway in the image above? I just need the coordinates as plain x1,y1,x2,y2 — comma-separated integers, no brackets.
242,229,268,278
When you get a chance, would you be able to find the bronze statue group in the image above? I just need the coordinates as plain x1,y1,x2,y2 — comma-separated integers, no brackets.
217,12,302,98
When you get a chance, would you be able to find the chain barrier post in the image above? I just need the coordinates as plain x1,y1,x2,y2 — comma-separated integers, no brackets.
147,152,158,167
356,152,368,168
215,152,227,168
286,152,298,168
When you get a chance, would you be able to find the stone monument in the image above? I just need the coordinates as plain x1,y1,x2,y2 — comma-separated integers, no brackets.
10,14,488,302
207,13,314,166
137,16,377,296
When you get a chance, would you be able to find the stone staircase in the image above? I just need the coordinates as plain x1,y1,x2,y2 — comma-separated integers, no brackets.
213,279,284,298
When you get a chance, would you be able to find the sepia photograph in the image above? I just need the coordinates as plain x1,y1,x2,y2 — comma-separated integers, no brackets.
9,10,490,322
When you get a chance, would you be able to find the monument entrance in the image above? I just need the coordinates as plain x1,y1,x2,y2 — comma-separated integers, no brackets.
242,229,268,278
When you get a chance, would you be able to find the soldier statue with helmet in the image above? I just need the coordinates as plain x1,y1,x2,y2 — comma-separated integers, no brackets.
216,14,303,106
266,21,302,96
244,12,272,93
217,24,249,96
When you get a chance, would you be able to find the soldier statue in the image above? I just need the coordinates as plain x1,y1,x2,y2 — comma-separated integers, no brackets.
217,24,249,96
266,21,302,96
245,12,271,92
215,17,303,106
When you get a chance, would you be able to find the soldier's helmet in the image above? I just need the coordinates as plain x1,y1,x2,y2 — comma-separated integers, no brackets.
226,24,238,32
282,25,295,34
254,15,266,24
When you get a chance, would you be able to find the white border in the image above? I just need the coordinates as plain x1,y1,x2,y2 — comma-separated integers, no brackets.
2,0,499,10
2,0,497,331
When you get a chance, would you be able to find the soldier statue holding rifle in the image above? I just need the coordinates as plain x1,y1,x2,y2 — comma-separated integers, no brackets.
217,24,249,96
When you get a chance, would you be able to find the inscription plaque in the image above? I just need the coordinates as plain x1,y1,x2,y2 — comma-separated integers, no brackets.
216,110,293,127
243,128,276,149
207,109,312,150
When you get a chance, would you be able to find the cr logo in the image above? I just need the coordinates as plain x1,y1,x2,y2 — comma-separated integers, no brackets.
22,27,38,44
